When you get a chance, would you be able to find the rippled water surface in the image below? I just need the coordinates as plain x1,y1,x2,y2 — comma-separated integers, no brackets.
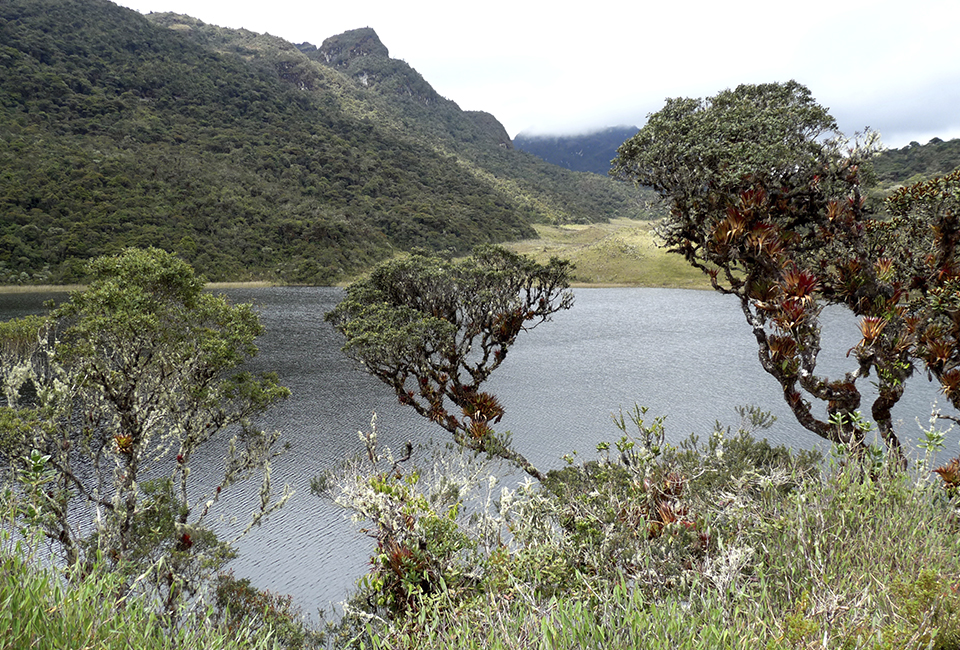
1,287,947,617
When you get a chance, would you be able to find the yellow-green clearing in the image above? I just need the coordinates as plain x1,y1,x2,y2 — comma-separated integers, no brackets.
505,218,710,289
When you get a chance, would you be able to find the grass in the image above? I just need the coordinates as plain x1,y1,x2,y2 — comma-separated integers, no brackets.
0,495,282,650
505,218,711,289
364,467,960,648
0,549,283,650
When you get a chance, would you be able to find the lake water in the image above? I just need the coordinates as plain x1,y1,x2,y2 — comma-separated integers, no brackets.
0,287,948,618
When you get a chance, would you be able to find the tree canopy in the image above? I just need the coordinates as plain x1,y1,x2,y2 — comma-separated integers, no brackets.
613,81,960,455
0,247,290,613
326,246,573,480
611,81,840,204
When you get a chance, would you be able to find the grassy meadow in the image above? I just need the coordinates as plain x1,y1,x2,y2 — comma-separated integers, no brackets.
505,219,710,289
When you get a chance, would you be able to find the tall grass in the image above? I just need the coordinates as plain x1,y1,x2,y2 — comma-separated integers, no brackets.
0,497,280,650
0,550,278,649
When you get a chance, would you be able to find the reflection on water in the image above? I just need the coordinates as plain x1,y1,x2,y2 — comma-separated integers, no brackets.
1,287,948,617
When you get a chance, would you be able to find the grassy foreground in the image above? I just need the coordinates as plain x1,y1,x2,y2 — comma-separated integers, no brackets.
5,413,960,649
364,465,960,649
0,549,280,650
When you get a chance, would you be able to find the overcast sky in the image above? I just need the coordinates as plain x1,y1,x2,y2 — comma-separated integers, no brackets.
115,0,959,149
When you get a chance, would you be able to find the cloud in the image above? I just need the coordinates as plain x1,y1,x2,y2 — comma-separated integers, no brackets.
826,72,960,148
116,0,960,148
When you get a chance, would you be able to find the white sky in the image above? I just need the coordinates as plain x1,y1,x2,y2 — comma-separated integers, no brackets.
115,0,960,149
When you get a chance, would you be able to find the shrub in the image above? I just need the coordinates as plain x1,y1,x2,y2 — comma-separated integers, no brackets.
323,407,960,649
212,571,325,649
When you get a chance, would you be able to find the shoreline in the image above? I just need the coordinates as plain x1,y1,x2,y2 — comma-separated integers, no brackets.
0,281,278,295
0,280,711,294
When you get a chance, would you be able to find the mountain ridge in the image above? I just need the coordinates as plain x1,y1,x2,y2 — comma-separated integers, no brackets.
0,1,646,285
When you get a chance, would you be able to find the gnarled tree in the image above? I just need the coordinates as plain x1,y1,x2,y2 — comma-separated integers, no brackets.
612,81,959,455
326,245,573,480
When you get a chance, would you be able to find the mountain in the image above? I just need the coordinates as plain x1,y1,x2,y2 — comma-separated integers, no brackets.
516,125,960,198
872,137,960,185
0,1,647,285
514,126,639,176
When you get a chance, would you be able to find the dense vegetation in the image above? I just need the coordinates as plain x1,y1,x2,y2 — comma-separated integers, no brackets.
612,82,960,458
873,137,960,185
0,0,644,285
313,409,960,649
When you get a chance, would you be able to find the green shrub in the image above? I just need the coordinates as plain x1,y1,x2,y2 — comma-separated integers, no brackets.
882,570,960,650
212,571,325,649
323,407,960,650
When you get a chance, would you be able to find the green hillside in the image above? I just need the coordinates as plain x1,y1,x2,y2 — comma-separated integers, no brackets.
0,0,645,285
873,137,960,185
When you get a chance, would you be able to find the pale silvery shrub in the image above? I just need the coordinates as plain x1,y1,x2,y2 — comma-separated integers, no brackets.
313,413,510,616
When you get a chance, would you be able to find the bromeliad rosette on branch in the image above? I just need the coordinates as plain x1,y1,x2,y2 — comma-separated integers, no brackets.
326,245,573,481
613,81,960,457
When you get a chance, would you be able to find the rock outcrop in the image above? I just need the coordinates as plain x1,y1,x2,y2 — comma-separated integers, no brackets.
317,28,389,66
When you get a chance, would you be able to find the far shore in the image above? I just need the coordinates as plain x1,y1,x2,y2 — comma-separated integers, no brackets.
0,280,712,295
0,281,278,295
1,219,715,294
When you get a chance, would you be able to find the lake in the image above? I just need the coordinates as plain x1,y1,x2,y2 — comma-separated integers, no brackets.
0,287,948,618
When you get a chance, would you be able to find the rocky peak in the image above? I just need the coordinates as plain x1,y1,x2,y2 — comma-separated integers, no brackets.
466,111,513,149
318,28,388,67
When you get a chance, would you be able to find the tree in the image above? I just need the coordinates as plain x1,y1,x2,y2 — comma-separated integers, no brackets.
0,247,291,613
611,81,947,455
326,245,573,480
883,169,960,418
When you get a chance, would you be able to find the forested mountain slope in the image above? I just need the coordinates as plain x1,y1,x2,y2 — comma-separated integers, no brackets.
0,0,643,284
873,137,960,185
514,126,640,176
